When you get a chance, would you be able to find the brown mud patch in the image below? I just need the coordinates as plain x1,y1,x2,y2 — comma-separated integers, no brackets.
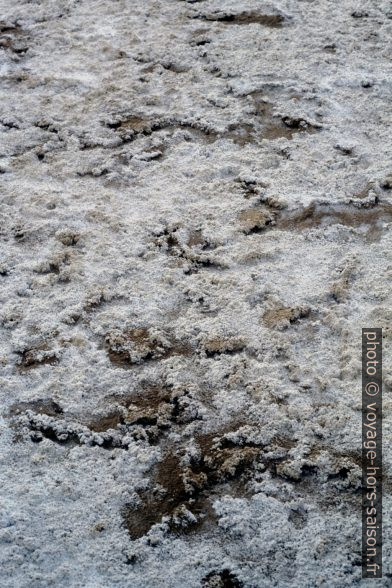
123,427,264,539
9,398,63,418
263,115,319,141
88,411,124,433
203,336,247,357
115,116,151,133
154,226,224,273
194,12,284,28
239,208,276,233
187,229,205,248
240,200,392,241
106,384,200,444
122,425,303,539
121,386,173,428
107,104,319,149
224,123,256,145
278,201,392,241
16,344,59,370
246,93,321,141
105,327,193,368
123,452,198,539
263,306,311,329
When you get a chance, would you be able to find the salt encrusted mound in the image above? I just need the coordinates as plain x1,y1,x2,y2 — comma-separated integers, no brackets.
0,1,391,586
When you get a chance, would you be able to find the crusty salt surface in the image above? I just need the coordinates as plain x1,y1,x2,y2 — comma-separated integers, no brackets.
0,0,391,586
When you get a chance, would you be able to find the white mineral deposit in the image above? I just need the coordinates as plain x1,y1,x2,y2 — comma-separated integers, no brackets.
0,1,391,586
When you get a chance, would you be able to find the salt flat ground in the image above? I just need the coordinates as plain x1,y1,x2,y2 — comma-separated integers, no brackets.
0,0,391,586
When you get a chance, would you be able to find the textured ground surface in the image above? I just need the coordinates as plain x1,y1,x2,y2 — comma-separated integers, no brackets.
1,0,392,586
